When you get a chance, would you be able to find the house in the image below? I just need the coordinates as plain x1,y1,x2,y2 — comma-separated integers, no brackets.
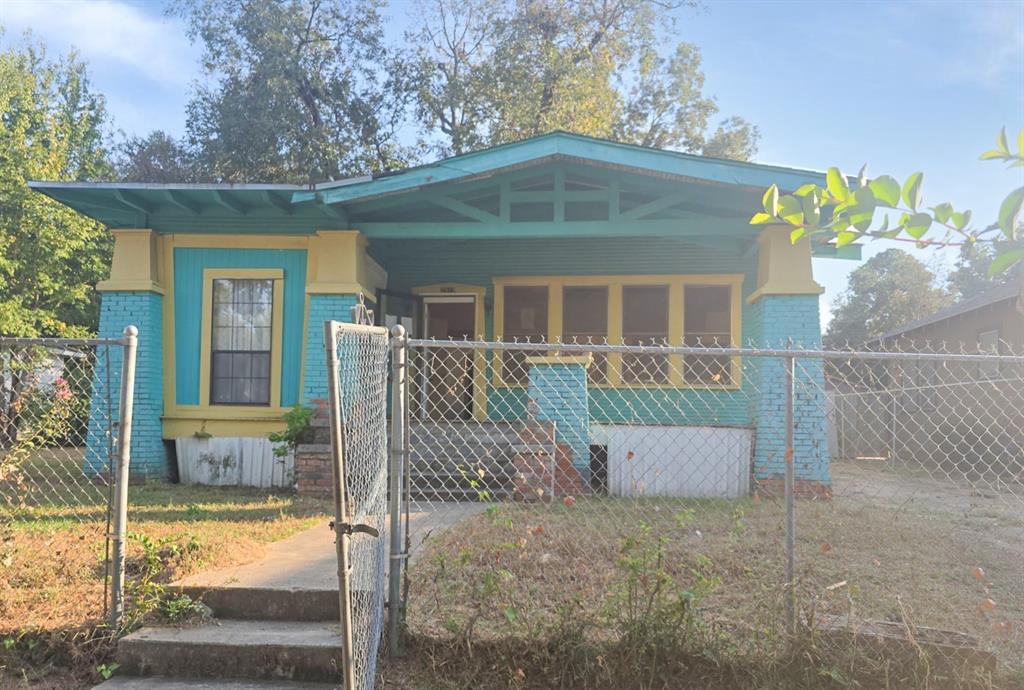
878,280,1023,353
29,132,859,495
833,280,1024,480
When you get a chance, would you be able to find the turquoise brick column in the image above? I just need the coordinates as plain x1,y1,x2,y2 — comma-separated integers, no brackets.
302,294,358,405
748,295,830,493
526,358,591,478
84,291,168,479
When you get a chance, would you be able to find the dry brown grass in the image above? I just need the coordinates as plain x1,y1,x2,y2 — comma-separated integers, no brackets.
0,483,330,688
402,462,1024,689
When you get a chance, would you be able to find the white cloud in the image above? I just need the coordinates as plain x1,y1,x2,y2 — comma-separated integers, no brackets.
1,0,199,87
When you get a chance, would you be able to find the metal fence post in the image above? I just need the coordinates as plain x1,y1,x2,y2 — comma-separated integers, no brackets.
387,325,408,656
324,320,357,690
784,355,796,634
110,325,138,627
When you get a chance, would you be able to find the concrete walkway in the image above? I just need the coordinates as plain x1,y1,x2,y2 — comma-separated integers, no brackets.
176,502,485,592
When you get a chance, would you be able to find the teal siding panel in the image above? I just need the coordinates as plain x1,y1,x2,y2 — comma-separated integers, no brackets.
173,248,307,407
303,294,359,405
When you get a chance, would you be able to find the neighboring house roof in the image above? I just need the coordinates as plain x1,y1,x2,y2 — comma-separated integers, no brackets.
879,280,1024,340
27,131,859,257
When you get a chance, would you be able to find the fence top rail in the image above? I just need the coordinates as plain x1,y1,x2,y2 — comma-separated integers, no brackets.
327,321,390,337
402,337,1024,364
0,335,128,348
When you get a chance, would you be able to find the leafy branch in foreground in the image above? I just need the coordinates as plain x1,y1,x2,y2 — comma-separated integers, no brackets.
751,128,1024,276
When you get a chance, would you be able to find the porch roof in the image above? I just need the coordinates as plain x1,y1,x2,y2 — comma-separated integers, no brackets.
27,132,859,259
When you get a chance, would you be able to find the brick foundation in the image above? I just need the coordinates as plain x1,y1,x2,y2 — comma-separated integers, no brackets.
295,400,334,498
511,421,587,502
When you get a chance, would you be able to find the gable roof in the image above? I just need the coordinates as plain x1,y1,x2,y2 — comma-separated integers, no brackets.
290,131,834,207
880,280,1024,339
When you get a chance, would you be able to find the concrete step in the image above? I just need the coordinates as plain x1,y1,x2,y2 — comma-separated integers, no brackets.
118,620,345,683
95,676,340,689
178,586,340,622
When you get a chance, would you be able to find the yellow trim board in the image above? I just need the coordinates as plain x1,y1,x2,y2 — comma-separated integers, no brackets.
414,283,488,421
198,268,285,408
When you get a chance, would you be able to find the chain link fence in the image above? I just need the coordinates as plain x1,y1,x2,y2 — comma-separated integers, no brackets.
324,321,390,690
388,335,1023,686
1,333,134,624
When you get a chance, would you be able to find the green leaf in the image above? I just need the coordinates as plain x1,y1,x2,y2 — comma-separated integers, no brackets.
997,126,1009,153
848,187,876,231
988,248,1024,276
801,190,821,225
836,231,858,248
503,606,519,623
793,183,817,198
857,163,868,189
826,168,850,202
980,150,1006,161
931,202,954,224
778,195,804,225
904,212,932,239
762,185,779,216
1018,128,1024,156
868,175,900,207
998,187,1024,240
790,227,806,243
902,172,923,211
951,210,972,230
750,212,775,225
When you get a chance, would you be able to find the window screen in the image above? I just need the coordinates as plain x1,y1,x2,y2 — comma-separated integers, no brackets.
684,285,732,384
563,286,608,383
622,285,669,383
211,278,273,405
502,286,548,384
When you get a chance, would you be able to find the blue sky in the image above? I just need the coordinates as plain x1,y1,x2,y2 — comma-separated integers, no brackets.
2,0,1023,324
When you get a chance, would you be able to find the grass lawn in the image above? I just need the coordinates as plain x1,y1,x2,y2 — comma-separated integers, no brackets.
401,462,1024,689
1,480,331,689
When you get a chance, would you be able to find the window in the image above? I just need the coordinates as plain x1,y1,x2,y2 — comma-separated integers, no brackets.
563,286,608,383
210,278,273,405
502,285,548,384
978,329,1000,380
622,285,669,383
684,285,733,384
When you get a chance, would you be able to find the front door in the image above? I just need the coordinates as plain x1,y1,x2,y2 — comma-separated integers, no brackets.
422,298,475,420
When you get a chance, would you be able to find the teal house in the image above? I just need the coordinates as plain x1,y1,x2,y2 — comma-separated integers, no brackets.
30,133,857,496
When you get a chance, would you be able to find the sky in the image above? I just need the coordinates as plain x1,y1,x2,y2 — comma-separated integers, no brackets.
2,0,1023,325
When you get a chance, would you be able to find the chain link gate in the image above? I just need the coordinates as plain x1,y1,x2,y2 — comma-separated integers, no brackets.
0,328,138,626
323,319,390,690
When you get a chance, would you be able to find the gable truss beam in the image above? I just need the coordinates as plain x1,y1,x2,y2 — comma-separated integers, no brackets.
618,191,693,221
430,196,500,223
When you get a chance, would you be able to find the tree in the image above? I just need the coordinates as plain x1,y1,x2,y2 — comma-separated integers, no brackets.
825,249,952,347
0,36,113,337
169,0,418,182
114,130,199,183
947,242,1024,301
412,0,760,160
751,128,1024,278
